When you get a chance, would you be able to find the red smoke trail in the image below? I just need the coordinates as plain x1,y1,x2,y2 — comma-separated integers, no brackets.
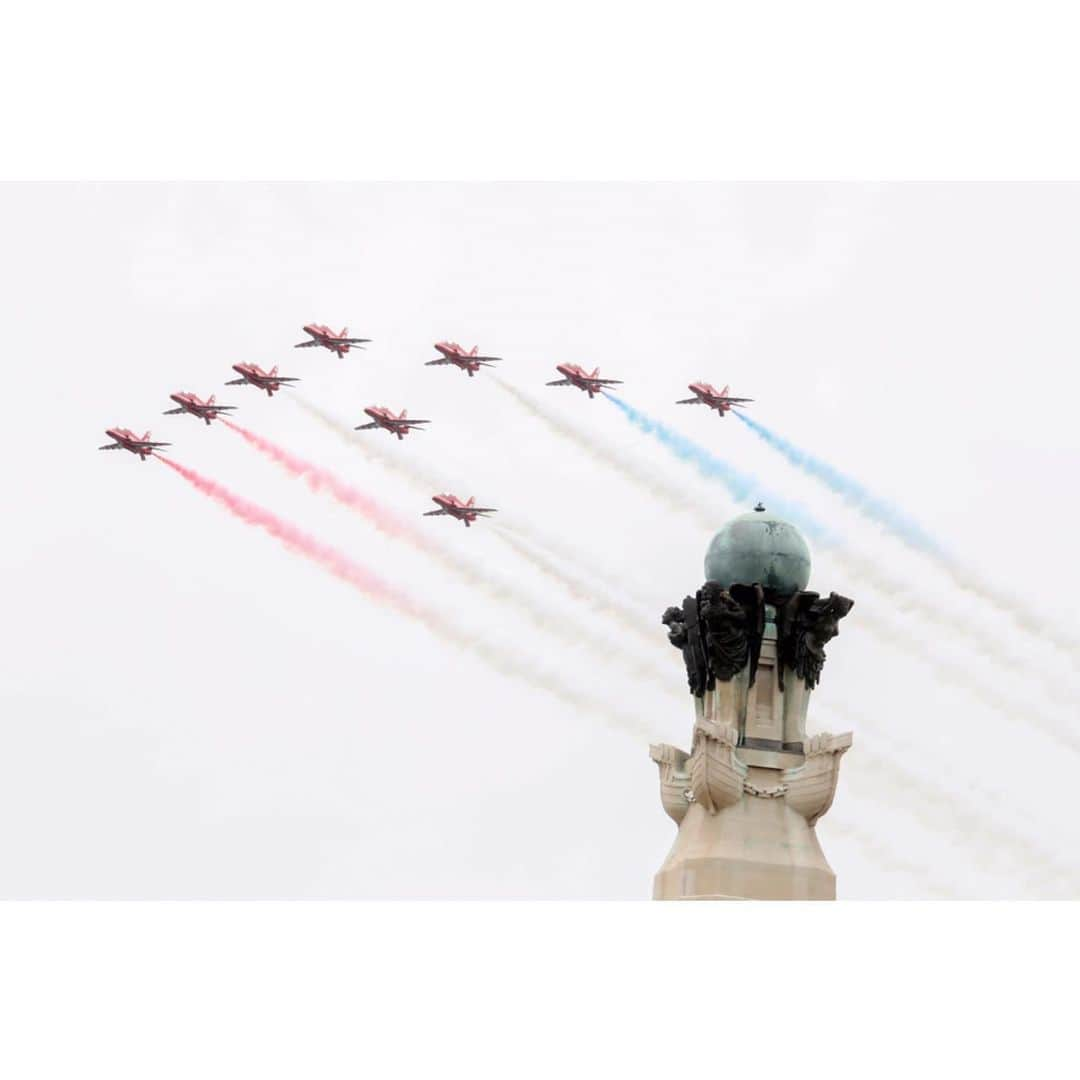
156,455,417,612
156,454,654,738
220,419,422,547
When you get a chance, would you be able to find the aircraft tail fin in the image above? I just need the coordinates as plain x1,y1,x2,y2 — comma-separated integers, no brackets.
270,365,278,376
466,496,475,507
142,431,151,442
591,367,600,378
208,394,216,405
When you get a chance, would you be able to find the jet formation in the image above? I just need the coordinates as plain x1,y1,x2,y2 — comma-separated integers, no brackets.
103,322,752,528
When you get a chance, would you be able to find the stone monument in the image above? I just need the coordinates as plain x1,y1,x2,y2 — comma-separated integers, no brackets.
651,504,854,900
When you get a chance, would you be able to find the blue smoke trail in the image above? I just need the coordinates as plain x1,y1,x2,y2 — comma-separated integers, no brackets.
732,410,1080,655
734,411,947,559
603,393,839,546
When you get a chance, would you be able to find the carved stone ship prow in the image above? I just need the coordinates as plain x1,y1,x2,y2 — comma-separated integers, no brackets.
781,732,852,825
649,743,692,825
688,719,746,813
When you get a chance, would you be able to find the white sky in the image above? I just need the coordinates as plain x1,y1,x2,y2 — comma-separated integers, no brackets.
2,182,1078,898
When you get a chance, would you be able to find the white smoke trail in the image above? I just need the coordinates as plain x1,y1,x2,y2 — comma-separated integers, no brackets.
822,713,1080,895
823,817,962,899
490,522,659,651
490,376,696,519
417,606,657,740
836,599,1080,757
819,547,1080,705
496,517,657,613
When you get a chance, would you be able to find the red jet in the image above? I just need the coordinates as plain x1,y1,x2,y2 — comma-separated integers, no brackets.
294,323,371,358
546,364,623,399
425,341,502,377
423,494,497,527
163,392,237,425
226,363,300,397
98,428,171,460
354,406,431,440
676,382,754,417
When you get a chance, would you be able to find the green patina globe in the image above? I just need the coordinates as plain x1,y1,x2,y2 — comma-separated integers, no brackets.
704,504,811,592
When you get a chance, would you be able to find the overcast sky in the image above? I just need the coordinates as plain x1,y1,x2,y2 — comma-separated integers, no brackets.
2,183,1077,899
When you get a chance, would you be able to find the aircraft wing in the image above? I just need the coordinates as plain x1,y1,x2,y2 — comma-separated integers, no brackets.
425,357,454,366
545,378,573,386
592,379,623,386
224,378,246,385
354,423,379,430
98,442,122,450
724,397,754,404
473,356,501,364
340,337,371,345
212,405,238,411
676,397,705,404
403,420,431,426
276,377,301,383
294,340,320,348
470,507,498,514
162,407,186,414
423,509,450,516
142,441,171,448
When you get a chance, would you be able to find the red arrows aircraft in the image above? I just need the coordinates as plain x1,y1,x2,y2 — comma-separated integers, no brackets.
98,428,171,460
423,494,497,527
226,363,300,397
163,392,237,425
354,406,431,440
676,382,754,417
294,323,371,358
425,341,501,377
546,364,623,399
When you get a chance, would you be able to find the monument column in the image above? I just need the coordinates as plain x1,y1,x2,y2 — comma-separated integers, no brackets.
651,505,854,901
